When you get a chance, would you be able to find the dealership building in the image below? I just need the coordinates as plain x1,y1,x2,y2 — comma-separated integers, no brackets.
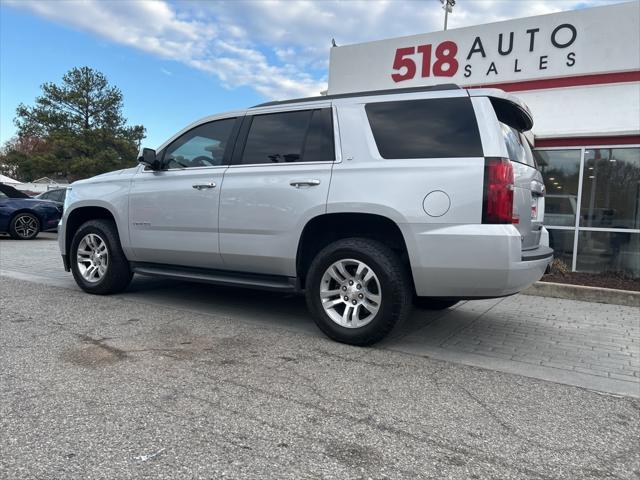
328,1,640,277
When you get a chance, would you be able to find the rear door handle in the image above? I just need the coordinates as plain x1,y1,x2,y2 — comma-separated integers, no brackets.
192,182,216,190
289,179,321,188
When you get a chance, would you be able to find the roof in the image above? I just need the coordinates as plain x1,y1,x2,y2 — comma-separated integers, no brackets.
253,83,461,108
33,176,57,184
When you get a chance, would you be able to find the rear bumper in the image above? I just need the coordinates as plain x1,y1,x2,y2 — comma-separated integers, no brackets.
401,223,553,298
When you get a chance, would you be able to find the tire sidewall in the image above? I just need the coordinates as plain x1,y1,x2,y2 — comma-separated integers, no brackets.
10,213,40,240
70,221,133,294
307,241,408,345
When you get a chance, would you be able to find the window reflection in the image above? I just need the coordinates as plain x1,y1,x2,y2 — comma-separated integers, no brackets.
577,231,639,277
548,229,574,267
534,149,581,227
580,148,640,229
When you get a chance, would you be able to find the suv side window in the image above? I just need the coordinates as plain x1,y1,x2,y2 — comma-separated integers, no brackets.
163,118,236,169
365,98,483,159
239,108,334,165
302,108,335,162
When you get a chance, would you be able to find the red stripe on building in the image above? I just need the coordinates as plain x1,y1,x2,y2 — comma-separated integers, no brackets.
535,136,640,148
468,71,640,92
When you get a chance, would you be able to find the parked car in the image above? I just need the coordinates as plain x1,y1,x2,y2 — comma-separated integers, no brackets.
58,84,552,345
36,187,67,205
0,183,63,239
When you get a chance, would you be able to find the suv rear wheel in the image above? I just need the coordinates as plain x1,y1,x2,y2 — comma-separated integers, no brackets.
70,219,132,294
305,238,411,346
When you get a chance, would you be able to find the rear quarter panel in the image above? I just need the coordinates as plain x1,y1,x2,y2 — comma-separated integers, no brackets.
328,101,485,226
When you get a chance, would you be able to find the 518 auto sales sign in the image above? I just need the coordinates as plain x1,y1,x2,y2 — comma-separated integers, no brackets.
328,1,639,94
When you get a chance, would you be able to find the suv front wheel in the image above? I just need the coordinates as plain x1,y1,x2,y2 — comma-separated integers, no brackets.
70,219,132,295
305,238,411,346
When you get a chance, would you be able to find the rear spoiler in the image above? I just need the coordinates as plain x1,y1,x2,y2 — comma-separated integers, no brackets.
468,88,534,132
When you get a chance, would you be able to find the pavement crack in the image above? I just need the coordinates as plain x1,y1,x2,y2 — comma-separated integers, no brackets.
457,385,574,454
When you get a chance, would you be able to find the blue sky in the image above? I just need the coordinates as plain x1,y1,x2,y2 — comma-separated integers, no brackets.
0,0,618,148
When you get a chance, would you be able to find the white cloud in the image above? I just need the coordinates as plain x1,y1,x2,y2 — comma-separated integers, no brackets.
6,0,618,100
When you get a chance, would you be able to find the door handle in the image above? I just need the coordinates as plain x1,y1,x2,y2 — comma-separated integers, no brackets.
192,182,216,190
289,179,321,188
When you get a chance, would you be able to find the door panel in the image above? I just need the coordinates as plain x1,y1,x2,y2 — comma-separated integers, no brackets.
219,163,332,276
128,167,226,268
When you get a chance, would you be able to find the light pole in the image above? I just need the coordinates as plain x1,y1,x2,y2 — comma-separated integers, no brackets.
440,0,456,31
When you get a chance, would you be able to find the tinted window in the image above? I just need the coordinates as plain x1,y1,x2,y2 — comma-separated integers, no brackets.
164,118,236,169
240,109,334,165
303,109,335,162
365,98,482,159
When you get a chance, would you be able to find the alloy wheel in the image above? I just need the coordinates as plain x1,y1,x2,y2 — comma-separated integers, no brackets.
14,215,39,239
319,258,382,328
76,233,109,283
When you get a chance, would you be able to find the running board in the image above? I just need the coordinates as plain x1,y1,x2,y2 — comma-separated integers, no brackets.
131,263,298,292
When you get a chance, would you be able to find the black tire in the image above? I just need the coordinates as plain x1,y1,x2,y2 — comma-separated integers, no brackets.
305,238,412,346
9,212,40,240
413,297,459,310
70,219,132,295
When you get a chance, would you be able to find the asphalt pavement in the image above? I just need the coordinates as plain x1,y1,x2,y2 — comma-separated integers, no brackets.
1,234,639,479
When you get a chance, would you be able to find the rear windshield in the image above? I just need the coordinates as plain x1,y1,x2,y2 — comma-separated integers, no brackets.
365,98,483,159
500,122,536,168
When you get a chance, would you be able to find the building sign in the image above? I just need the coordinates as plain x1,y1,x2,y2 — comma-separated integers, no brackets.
328,1,640,94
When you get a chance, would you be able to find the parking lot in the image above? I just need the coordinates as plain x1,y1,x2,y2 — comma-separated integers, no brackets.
1,233,639,479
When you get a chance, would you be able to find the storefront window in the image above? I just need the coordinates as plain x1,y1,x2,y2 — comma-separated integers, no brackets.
547,229,574,268
535,145,639,278
580,148,640,229
576,231,640,277
534,149,581,227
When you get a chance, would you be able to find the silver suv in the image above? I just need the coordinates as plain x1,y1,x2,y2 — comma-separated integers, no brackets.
59,84,552,345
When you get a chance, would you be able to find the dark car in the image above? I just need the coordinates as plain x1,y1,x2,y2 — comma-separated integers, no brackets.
0,183,63,240
36,187,67,205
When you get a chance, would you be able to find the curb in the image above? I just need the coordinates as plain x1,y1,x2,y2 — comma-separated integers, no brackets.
521,281,640,307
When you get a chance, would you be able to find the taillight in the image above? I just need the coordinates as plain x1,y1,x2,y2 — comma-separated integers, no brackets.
482,157,516,224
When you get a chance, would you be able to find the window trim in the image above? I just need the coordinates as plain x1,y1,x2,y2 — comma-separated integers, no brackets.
230,107,337,167
156,116,242,171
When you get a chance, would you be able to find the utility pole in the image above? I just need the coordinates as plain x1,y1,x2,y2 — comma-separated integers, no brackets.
440,0,455,31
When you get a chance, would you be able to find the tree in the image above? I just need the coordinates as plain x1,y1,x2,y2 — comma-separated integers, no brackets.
1,67,145,181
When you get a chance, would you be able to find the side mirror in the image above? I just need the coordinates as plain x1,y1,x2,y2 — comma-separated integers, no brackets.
138,148,160,170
